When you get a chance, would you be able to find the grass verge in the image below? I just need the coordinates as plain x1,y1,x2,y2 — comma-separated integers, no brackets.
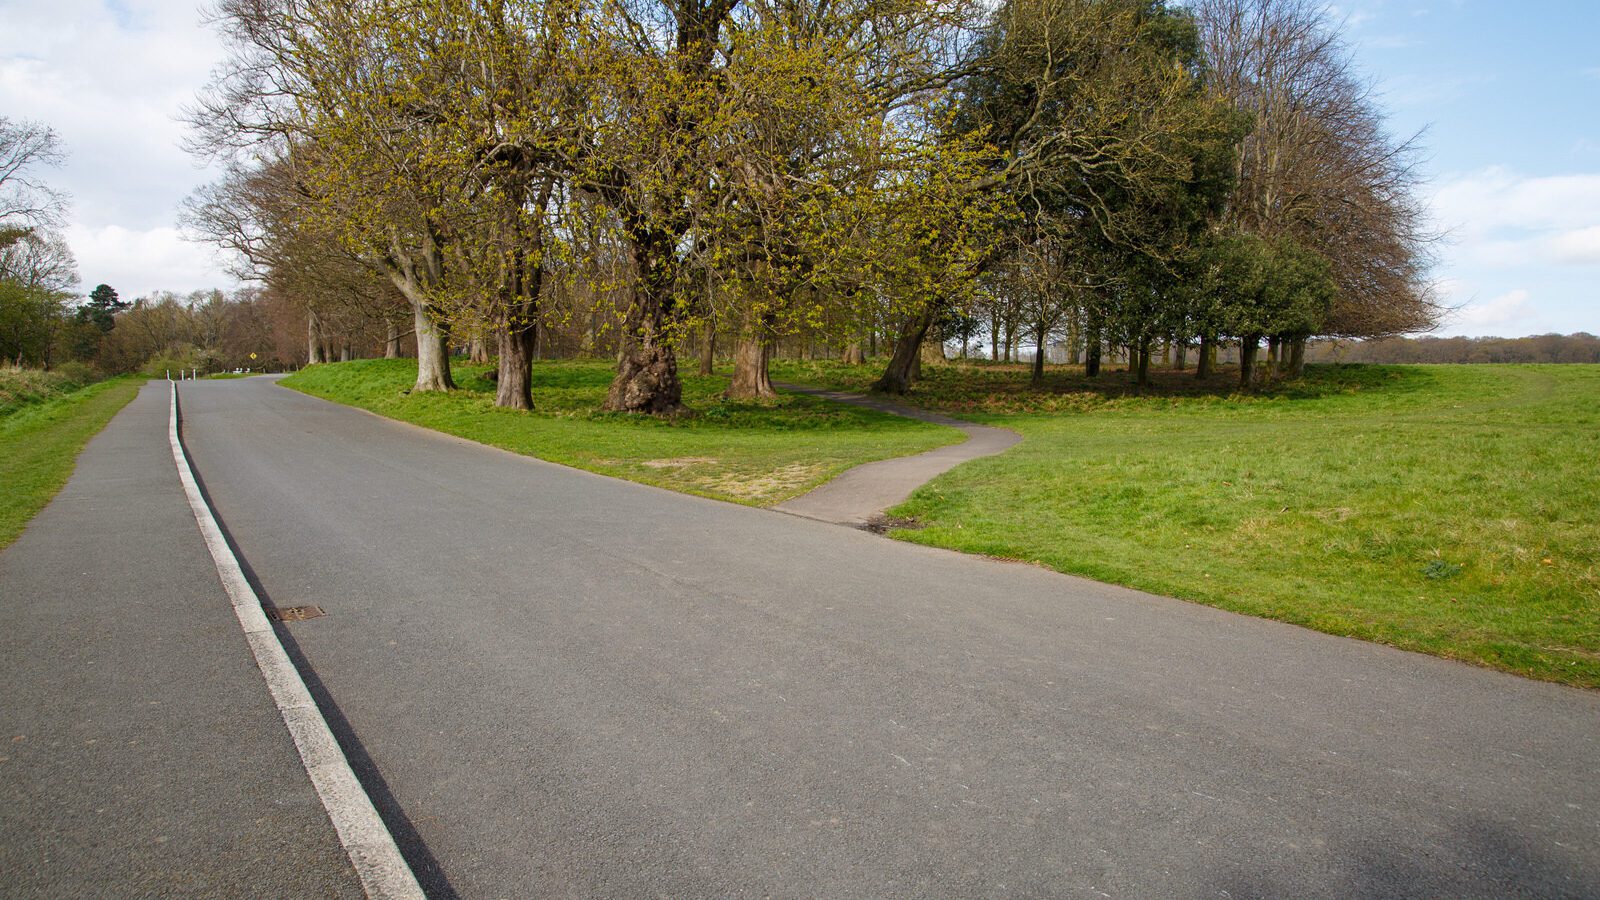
774,360,1600,688
281,358,960,506
1,377,143,548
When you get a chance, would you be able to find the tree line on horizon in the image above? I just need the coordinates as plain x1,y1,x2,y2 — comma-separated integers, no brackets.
1306,333,1600,366
170,0,1437,408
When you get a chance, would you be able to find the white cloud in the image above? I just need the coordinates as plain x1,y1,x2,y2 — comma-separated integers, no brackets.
1453,289,1536,330
1431,168,1600,268
1548,226,1600,264
1433,168,1600,235
64,223,232,299
1,0,231,294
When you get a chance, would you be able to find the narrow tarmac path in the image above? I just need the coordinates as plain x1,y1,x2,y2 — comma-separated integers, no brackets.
0,381,362,897
156,376,1597,898
772,382,1020,526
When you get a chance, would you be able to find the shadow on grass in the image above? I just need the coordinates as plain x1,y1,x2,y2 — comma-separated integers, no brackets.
771,359,1439,415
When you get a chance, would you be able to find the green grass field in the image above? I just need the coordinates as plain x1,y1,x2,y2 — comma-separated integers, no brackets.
774,360,1600,688
1,374,143,548
281,358,961,506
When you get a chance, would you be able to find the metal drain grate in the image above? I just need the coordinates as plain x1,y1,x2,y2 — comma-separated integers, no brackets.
265,605,325,622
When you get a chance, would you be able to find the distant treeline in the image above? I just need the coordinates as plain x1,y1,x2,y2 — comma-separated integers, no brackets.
1307,334,1600,365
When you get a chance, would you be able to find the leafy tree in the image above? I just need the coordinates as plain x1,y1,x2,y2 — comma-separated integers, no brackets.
76,284,126,332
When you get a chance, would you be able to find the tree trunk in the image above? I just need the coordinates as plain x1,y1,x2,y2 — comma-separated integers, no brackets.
874,308,936,394
1288,337,1307,378
1175,340,1188,371
307,311,326,365
920,336,946,367
496,322,536,411
1031,320,1047,386
1196,334,1213,379
1239,335,1261,390
727,310,776,400
698,324,715,376
606,232,683,414
384,321,400,359
412,301,455,392
990,309,1000,362
1136,337,1151,386
1266,336,1280,379
494,264,541,410
842,340,864,365
1084,308,1102,377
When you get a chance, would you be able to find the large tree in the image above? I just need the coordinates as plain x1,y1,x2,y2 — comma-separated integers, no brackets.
1192,0,1438,355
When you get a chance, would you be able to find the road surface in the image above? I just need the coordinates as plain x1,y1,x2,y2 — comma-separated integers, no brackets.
3,376,1597,898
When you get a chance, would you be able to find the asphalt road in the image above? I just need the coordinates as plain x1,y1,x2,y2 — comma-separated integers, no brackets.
7,375,1600,898
0,382,361,897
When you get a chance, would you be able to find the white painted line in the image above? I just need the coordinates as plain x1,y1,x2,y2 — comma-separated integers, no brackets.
167,382,424,900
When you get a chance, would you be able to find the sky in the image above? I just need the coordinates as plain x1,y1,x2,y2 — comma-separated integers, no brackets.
0,0,1595,337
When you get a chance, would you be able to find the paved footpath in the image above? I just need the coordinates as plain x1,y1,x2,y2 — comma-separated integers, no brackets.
4,376,1599,898
773,383,1020,526
0,381,361,896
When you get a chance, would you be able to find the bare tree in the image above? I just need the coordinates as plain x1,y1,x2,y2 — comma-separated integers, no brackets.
1193,0,1440,366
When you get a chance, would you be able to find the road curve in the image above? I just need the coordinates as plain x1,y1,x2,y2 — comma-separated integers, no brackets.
11,375,1599,898
772,382,1020,527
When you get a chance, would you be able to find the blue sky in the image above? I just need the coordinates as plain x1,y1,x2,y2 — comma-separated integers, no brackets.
0,0,1595,337
1331,0,1599,335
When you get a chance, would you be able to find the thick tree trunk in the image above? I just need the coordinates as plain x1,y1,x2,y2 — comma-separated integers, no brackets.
874,308,936,394
340,343,352,363
1197,334,1213,379
496,321,536,410
495,266,541,410
727,309,777,400
1136,337,1152,386
384,321,400,359
1239,335,1261,390
412,301,455,392
1266,336,1281,378
1288,337,1307,378
307,312,326,365
726,335,775,399
606,231,683,413
1175,340,1188,371
842,340,864,365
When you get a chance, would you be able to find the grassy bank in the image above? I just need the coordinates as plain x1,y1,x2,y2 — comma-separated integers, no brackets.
775,360,1600,688
281,358,960,506
1,374,143,548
